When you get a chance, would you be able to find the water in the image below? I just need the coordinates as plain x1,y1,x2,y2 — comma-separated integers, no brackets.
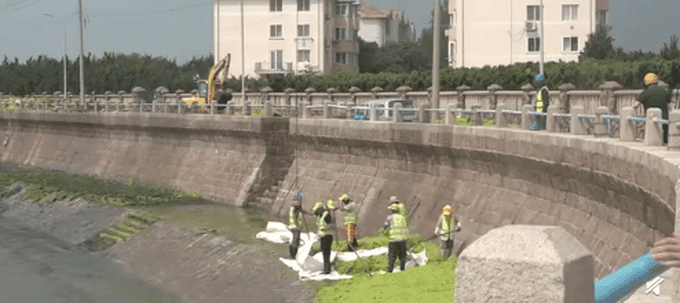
0,216,181,303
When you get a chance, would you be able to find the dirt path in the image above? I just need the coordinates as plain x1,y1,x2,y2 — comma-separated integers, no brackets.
102,219,315,303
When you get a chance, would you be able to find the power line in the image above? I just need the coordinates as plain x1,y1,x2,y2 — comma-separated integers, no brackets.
86,1,212,17
0,0,47,16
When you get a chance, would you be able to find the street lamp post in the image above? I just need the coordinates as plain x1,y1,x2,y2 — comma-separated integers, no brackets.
432,0,441,109
539,0,544,76
44,13,67,101
78,0,85,104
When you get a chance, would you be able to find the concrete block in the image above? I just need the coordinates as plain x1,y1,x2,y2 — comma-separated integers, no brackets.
393,102,403,123
521,104,532,130
619,107,636,141
594,106,609,137
456,225,594,303
496,103,508,128
644,108,663,146
668,110,680,149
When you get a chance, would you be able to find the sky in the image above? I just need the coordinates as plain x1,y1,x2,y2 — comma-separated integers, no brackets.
0,0,678,66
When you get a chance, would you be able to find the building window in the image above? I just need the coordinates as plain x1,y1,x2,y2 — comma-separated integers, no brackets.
298,50,310,63
270,0,282,12
348,53,354,65
528,37,540,52
297,0,310,11
527,5,540,21
335,52,346,64
271,50,283,70
596,10,607,27
270,25,283,38
563,37,579,52
298,24,310,37
562,4,578,21
335,3,348,15
335,28,347,40
450,12,456,26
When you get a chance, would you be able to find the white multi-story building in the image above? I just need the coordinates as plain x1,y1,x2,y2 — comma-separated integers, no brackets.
446,0,610,69
358,4,416,47
214,0,360,78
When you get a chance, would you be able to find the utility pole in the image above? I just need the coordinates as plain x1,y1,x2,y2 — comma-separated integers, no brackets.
432,0,441,109
78,0,85,104
241,0,245,105
44,14,67,101
539,0,544,76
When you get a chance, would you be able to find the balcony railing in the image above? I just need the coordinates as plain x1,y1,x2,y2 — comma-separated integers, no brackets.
254,62,293,74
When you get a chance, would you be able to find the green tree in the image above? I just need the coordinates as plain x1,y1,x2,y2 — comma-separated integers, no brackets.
579,24,615,61
660,34,680,60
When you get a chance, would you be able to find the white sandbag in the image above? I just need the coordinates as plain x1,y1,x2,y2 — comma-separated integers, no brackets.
299,270,353,281
255,231,291,244
265,221,290,233
405,249,428,268
336,247,388,262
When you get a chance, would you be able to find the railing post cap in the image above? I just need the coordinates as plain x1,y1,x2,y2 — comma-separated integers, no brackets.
370,86,383,93
456,85,471,92
349,86,362,93
260,86,273,93
284,88,295,94
132,86,146,93
117,90,126,95
558,83,576,91
175,89,184,94
396,86,413,92
487,84,503,91
521,83,535,91
305,87,316,93
598,81,623,90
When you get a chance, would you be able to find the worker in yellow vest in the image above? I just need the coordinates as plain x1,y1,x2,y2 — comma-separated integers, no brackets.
534,74,550,130
338,194,359,252
287,196,309,258
434,204,462,260
389,196,408,223
382,199,410,273
313,201,333,274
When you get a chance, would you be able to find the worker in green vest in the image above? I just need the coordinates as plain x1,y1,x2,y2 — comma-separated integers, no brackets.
533,74,550,130
338,194,359,252
433,204,462,260
313,201,334,274
287,196,309,258
382,199,409,273
389,196,408,223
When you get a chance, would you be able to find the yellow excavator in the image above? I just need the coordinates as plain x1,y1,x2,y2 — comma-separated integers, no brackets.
186,54,231,105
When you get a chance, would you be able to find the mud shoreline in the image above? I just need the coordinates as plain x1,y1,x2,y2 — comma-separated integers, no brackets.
0,165,314,303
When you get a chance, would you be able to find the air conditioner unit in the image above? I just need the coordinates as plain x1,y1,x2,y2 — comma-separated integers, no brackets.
525,21,537,31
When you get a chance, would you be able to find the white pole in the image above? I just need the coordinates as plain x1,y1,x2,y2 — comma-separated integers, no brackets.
539,0,544,76
241,0,245,105
432,0,441,109
44,14,68,100
78,0,85,104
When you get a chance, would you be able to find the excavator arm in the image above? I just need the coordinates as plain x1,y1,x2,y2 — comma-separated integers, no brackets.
208,54,231,103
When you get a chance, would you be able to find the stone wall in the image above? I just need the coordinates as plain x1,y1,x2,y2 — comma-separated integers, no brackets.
0,112,290,207
270,120,677,279
0,112,677,280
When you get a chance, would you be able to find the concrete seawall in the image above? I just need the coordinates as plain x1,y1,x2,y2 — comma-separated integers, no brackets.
0,112,677,279
0,112,292,207
271,119,678,279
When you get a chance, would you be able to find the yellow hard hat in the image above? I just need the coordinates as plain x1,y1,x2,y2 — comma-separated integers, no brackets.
312,201,324,212
388,203,400,212
442,205,453,216
327,199,336,209
339,194,351,203
644,73,659,86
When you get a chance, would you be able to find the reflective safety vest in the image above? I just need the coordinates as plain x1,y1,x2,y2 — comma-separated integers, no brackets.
439,215,454,241
389,214,409,242
344,203,357,225
536,86,548,112
288,206,301,230
317,211,332,237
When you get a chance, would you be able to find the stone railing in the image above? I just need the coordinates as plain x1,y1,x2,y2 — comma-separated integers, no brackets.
4,81,677,116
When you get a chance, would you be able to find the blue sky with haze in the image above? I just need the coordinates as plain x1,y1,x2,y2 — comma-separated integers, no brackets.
0,0,678,65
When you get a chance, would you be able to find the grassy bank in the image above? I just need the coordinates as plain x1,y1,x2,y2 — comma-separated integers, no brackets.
308,233,457,303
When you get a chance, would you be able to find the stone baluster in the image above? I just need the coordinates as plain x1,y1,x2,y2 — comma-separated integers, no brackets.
546,105,558,133
521,104,532,130
644,108,663,146
570,106,586,135
599,81,623,115
456,85,471,109
284,88,295,106
265,101,273,117
371,86,383,100
496,103,507,128
558,83,576,113
487,84,502,110
620,107,636,141
393,102,403,123
305,87,316,105
668,109,680,149
349,86,361,105
593,106,609,137
327,88,337,104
